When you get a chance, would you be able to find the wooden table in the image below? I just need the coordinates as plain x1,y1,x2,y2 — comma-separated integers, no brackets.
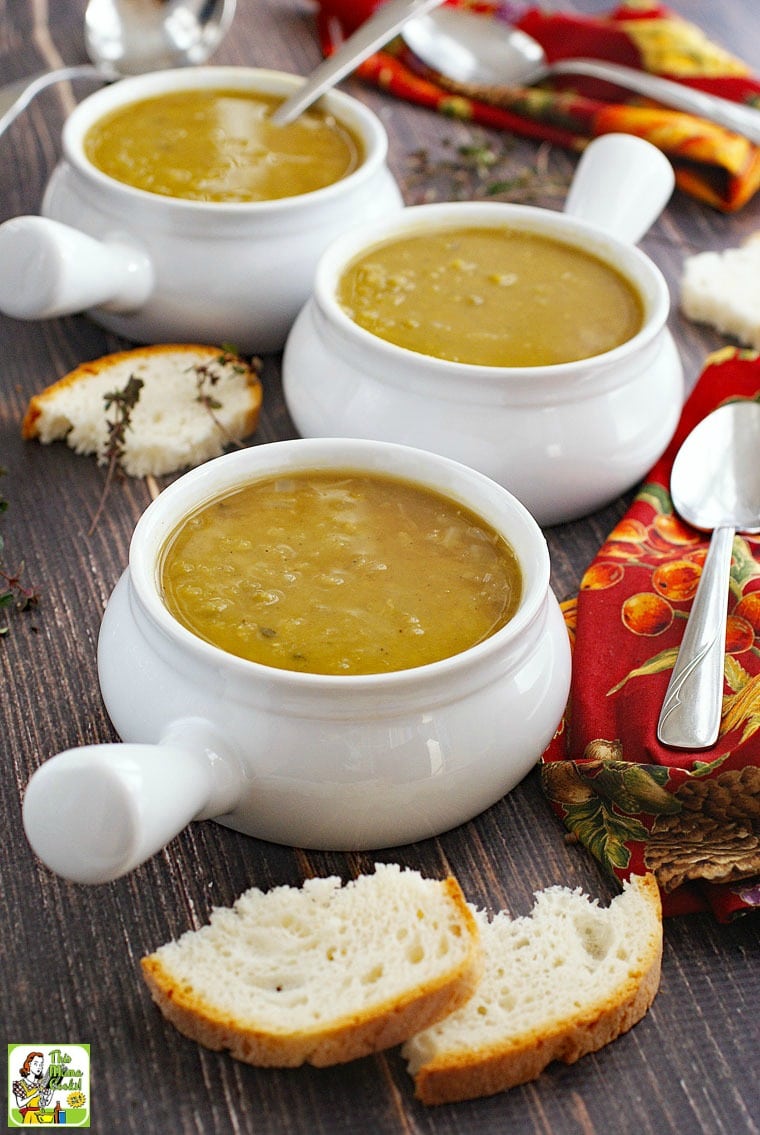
1,2,758,1131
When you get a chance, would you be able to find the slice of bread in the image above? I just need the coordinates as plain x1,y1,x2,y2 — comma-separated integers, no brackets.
402,874,662,1105
141,863,483,1068
681,233,760,349
21,344,262,477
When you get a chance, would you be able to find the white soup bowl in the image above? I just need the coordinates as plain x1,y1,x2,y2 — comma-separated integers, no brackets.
0,67,403,352
22,438,571,884
283,134,683,525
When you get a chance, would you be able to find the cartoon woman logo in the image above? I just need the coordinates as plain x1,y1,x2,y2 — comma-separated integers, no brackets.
11,1052,54,1125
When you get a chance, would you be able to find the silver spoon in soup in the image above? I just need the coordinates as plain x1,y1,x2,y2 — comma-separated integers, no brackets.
270,0,445,126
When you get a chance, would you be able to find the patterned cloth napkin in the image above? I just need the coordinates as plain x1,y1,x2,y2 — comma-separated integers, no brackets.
314,0,760,211
542,348,760,922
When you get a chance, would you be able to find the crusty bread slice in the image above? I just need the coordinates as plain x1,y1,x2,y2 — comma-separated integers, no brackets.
681,233,760,349
141,863,483,1068
402,874,662,1105
21,343,262,477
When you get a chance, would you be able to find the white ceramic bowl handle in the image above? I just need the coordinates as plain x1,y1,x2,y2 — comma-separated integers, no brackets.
0,215,154,320
22,724,243,884
563,133,675,244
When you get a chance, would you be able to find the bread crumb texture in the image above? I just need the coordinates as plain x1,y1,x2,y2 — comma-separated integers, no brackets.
402,874,662,1105
681,233,760,349
141,863,482,1068
21,343,262,477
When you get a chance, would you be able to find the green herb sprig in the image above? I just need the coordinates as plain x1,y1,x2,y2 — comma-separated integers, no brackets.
404,133,570,207
88,347,259,533
0,467,40,635
88,374,144,534
191,346,258,448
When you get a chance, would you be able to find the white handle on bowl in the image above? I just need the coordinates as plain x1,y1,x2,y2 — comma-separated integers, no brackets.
22,721,243,884
563,133,675,244
0,215,154,320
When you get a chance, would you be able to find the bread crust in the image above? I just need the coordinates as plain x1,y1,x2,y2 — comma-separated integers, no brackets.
408,874,663,1106
21,343,262,476
141,874,483,1069
22,343,259,435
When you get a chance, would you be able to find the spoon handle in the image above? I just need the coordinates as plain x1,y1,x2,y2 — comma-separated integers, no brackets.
657,525,734,750
551,59,760,145
271,0,446,126
0,65,107,139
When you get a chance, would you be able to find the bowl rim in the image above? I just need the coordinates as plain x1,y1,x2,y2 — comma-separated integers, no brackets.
59,66,391,216
126,438,553,690
309,199,671,385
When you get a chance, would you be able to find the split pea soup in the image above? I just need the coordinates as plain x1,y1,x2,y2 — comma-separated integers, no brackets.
83,89,363,202
159,470,522,675
337,225,644,367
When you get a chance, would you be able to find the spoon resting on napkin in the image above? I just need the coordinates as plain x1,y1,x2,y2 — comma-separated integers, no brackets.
542,347,760,923
314,0,760,212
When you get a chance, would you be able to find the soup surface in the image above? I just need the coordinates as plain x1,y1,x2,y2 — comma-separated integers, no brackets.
160,470,522,675
84,89,363,202
337,225,644,366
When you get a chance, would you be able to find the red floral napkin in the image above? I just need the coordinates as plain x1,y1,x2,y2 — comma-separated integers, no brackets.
542,347,760,922
314,0,760,211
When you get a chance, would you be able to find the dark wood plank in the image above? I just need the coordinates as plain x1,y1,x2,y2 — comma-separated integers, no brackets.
1,2,759,1133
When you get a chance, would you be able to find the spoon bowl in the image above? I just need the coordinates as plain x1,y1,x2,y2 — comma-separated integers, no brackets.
657,401,760,750
402,6,760,144
671,402,760,532
0,0,236,136
85,0,237,75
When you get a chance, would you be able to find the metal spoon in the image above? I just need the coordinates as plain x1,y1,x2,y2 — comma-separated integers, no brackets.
0,0,237,137
657,401,760,750
270,0,445,126
401,6,760,144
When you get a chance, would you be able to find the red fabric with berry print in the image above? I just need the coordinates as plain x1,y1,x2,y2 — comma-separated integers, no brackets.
542,348,760,922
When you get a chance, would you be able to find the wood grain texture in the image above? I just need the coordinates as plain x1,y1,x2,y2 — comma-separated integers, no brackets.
1,1,758,1132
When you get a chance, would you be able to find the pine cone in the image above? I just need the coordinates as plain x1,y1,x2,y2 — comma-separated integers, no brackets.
644,767,760,891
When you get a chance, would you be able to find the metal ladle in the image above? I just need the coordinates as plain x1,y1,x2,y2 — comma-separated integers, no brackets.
401,6,760,144
0,0,237,138
657,401,760,750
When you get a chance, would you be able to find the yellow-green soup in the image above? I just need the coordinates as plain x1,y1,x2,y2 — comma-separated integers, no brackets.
160,470,522,675
84,89,363,202
337,225,644,367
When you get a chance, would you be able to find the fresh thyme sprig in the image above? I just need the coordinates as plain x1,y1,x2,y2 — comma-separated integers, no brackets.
191,345,260,449
0,466,40,635
87,347,259,533
88,374,144,535
404,132,571,207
